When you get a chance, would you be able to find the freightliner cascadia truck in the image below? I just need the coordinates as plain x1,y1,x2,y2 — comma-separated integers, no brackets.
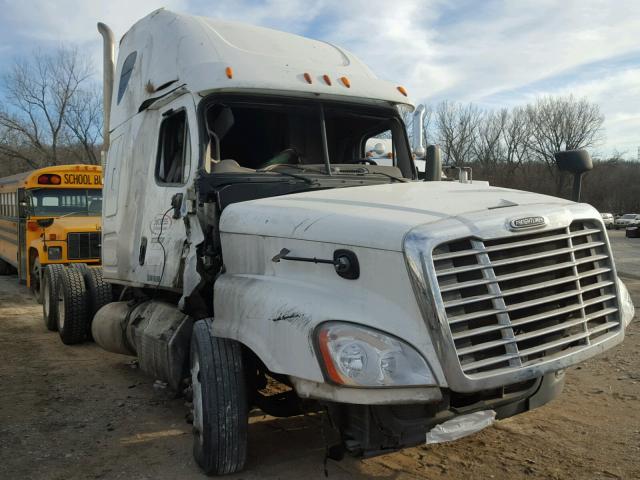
43,9,634,475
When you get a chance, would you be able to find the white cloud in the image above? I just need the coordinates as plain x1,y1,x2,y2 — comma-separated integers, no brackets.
1,0,638,155
539,68,640,155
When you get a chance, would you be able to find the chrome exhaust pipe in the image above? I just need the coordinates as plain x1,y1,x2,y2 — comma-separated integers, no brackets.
412,104,426,159
97,22,115,167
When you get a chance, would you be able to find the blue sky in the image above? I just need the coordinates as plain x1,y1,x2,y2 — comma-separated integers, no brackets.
1,0,639,158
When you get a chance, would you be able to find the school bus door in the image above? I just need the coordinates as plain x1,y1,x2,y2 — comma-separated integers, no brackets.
17,188,27,283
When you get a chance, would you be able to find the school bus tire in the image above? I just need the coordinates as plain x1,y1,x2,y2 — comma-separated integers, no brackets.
31,257,44,304
81,267,112,339
57,267,90,345
0,257,12,275
42,264,65,331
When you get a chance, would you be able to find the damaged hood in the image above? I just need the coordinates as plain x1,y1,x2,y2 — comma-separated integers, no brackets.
219,181,575,251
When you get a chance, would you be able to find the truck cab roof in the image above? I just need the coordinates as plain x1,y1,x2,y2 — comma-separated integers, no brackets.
111,9,414,131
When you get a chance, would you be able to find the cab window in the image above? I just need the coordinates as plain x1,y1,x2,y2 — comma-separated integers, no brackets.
156,110,190,184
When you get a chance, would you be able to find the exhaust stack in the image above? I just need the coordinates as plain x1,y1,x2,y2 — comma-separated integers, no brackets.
97,22,115,167
412,104,426,158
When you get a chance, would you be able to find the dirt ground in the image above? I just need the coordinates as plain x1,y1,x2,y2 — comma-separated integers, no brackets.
1,243,639,479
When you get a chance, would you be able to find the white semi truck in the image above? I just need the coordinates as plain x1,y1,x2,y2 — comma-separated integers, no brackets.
45,9,634,475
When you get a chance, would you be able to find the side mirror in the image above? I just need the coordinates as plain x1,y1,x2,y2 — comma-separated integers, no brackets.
424,145,442,182
18,201,29,217
37,218,54,228
554,149,593,202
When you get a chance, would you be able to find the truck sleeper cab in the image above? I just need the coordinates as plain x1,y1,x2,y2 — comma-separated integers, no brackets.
76,9,637,475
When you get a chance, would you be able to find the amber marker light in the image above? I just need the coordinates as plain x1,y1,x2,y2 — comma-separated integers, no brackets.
397,86,408,97
323,75,332,86
318,329,344,384
340,76,351,88
303,72,313,84
225,66,233,79
49,175,61,185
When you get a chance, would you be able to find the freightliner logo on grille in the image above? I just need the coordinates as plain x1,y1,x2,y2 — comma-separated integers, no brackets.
509,216,546,230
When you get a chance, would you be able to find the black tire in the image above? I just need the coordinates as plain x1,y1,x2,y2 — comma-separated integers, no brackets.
72,263,90,275
57,267,89,345
0,258,11,275
81,268,112,339
31,257,43,304
190,320,248,475
42,264,65,331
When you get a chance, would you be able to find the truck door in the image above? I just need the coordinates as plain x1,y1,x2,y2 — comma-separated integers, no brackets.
139,95,197,289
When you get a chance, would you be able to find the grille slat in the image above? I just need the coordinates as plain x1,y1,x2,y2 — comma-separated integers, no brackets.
436,241,605,278
457,337,517,356
447,282,614,323
67,232,101,260
433,228,601,262
433,220,621,378
461,353,520,372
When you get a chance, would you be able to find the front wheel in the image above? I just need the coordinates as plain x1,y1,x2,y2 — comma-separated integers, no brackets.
190,320,248,475
0,258,12,275
31,258,43,304
42,264,65,331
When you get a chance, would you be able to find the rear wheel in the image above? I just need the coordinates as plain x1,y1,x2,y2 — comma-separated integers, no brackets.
81,267,112,339
57,267,89,345
190,320,248,475
42,264,65,331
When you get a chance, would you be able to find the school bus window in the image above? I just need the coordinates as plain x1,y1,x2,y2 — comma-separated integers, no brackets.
29,188,103,217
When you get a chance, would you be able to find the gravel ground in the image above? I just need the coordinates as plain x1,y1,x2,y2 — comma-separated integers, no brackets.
0,238,638,479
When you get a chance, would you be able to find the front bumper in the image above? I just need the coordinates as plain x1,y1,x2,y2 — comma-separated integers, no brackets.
328,371,565,457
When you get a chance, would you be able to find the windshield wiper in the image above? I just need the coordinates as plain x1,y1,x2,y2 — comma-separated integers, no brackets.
261,164,329,175
364,171,408,183
258,169,319,185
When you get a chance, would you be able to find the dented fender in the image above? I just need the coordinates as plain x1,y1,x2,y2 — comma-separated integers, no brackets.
211,236,447,386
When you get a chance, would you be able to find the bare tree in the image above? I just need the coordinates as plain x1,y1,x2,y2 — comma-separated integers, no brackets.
501,106,530,176
0,46,102,170
525,95,604,194
473,109,505,168
435,101,481,165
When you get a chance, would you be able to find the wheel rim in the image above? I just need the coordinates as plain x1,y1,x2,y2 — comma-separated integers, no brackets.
58,291,65,330
191,354,204,446
43,278,50,317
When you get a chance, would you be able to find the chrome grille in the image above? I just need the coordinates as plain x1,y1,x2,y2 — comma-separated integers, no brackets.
432,220,620,378
67,232,101,260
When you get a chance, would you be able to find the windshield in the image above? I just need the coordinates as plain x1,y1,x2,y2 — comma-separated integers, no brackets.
621,214,637,219
29,188,102,217
202,97,415,180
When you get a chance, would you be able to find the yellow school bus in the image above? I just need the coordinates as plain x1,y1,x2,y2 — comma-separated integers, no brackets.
0,164,102,300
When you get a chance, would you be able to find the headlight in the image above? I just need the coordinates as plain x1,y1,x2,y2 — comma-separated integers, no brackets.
618,277,635,328
316,322,435,387
47,247,62,260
